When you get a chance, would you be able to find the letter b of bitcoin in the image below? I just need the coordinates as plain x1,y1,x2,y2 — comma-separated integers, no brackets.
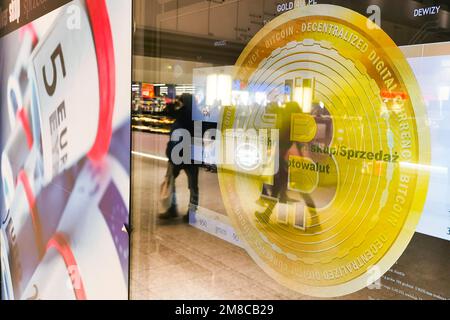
260,78,338,231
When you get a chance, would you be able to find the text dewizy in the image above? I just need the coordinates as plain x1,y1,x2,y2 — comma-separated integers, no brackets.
414,6,441,17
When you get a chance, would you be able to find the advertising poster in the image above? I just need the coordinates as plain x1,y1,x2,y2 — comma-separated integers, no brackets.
141,83,154,100
217,4,432,297
0,0,132,300
403,44,450,242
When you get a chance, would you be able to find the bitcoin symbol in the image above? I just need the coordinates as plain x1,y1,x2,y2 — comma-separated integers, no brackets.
256,77,338,231
218,4,430,297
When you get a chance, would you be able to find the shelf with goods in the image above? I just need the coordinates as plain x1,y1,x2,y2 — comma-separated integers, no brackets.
132,97,174,134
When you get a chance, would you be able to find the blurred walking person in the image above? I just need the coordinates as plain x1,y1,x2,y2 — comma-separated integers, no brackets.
159,94,199,222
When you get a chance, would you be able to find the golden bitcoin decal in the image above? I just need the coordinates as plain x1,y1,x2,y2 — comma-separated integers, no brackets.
218,4,430,297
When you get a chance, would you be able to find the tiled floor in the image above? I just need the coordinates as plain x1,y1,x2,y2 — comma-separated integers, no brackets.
130,153,347,300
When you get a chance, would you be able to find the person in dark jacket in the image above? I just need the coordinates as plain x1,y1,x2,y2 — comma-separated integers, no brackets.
159,94,199,222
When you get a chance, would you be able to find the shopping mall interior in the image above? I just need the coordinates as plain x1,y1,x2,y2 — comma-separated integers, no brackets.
130,0,450,300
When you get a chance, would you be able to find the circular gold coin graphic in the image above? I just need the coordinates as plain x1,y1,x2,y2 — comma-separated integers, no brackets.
218,4,430,297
